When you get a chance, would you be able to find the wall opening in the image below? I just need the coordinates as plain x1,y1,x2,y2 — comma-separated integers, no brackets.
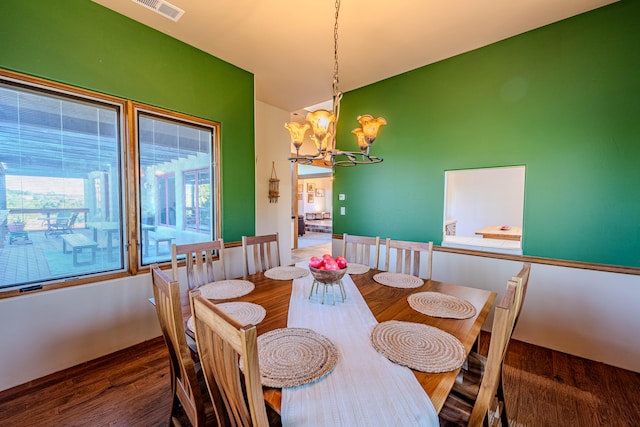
442,166,525,255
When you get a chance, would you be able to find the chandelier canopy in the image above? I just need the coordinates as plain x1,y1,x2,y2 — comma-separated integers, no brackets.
285,0,387,167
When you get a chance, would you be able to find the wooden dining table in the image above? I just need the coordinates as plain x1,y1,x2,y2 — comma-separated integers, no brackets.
181,267,496,415
475,225,522,241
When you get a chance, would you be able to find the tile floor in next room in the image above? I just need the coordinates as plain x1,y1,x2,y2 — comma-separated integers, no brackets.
291,231,332,264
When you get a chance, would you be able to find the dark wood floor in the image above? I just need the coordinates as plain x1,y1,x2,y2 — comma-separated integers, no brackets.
0,333,638,427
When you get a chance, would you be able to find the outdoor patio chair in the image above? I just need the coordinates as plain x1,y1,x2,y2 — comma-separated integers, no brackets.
46,211,79,237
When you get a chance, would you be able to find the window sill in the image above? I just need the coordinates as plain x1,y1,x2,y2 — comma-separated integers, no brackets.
441,236,522,255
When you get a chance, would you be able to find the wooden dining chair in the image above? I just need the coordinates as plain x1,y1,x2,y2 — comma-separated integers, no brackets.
171,239,226,290
439,280,519,427
242,232,281,276
471,262,531,424
150,265,225,427
190,289,281,426
342,233,381,269
384,238,434,280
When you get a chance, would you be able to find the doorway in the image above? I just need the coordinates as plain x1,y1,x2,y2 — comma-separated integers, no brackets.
292,163,332,256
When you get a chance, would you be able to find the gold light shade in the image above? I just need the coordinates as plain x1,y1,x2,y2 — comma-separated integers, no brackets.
285,122,310,150
352,128,368,150
357,115,387,142
306,109,335,142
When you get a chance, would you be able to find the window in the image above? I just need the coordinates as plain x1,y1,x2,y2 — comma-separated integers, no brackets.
0,70,222,293
442,166,525,255
0,74,125,290
135,107,219,266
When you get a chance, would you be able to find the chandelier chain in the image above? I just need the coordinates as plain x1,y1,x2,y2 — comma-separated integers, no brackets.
333,0,342,127
333,0,340,97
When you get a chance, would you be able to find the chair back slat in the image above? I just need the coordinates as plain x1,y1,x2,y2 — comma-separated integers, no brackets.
54,211,71,226
384,238,433,280
62,211,79,232
511,263,531,330
242,233,281,275
190,290,271,426
342,234,381,268
357,244,371,265
171,240,225,290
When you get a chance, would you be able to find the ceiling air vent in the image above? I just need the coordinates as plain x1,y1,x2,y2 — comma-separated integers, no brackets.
132,0,184,22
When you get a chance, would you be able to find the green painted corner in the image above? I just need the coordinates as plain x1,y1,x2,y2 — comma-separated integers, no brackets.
333,0,640,268
1,0,256,241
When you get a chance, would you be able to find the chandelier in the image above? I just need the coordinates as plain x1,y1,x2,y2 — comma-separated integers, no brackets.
285,0,387,167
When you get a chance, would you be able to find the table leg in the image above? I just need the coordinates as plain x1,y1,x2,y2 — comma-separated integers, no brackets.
44,213,52,237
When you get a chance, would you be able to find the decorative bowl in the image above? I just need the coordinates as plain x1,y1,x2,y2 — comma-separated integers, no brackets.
309,266,347,284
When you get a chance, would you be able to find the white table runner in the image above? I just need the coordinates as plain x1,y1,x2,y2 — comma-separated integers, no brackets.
281,265,438,426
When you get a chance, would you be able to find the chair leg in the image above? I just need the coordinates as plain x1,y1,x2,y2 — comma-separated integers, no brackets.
497,376,509,427
167,362,180,426
170,395,184,426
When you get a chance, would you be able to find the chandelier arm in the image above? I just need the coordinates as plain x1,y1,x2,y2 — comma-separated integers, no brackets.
288,151,327,163
331,150,384,167
344,156,383,166
331,151,357,167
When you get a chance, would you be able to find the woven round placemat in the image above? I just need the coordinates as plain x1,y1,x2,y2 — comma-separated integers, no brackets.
264,266,310,280
187,302,266,333
373,272,423,288
256,328,338,388
346,263,369,275
408,292,477,319
371,320,465,373
199,280,255,300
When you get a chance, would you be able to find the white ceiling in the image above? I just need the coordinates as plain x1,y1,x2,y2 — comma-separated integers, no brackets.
298,164,332,177
92,0,617,112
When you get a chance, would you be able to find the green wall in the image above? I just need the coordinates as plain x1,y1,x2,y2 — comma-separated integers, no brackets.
334,0,640,268
0,0,255,242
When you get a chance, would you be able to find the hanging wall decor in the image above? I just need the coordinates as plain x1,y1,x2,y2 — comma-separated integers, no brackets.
269,161,280,203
